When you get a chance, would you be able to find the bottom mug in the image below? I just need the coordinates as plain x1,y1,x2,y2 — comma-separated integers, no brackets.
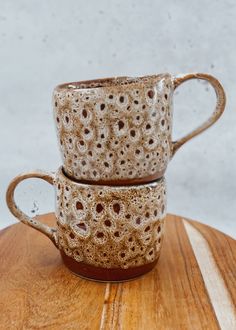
6,167,167,282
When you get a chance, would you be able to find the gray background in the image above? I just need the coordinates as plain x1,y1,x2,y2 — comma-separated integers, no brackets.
0,0,235,237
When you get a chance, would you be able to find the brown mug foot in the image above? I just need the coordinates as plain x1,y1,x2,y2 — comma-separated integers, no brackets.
60,251,159,282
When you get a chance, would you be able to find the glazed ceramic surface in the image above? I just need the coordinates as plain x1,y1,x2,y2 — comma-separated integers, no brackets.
6,167,166,281
53,73,226,184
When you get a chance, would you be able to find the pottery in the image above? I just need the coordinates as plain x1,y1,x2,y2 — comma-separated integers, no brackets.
53,73,226,185
6,167,166,282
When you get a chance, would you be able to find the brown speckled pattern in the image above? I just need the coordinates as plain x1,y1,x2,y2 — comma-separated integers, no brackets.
53,74,173,182
55,169,166,269
53,73,226,183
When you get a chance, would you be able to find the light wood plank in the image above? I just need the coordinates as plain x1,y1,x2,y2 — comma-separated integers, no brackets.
188,218,236,308
184,220,236,330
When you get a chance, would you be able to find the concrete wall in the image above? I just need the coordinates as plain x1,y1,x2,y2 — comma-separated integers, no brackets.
1,0,235,237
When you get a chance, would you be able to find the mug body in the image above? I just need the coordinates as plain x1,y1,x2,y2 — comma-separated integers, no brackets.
55,167,167,281
53,74,173,184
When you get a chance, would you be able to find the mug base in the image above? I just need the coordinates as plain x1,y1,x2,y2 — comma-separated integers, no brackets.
60,251,159,282
63,168,166,186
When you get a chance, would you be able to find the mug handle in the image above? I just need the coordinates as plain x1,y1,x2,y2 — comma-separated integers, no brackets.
172,73,226,156
6,171,58,247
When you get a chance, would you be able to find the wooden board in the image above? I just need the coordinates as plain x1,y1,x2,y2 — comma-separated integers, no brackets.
0,214,235,330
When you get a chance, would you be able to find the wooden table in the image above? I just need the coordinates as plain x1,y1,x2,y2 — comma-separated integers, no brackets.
0,214,235,329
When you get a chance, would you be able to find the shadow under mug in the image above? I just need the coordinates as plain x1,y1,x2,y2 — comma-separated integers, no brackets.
53,73,226,185
6,167,166,282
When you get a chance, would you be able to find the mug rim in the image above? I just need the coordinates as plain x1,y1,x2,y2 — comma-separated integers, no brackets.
59,166,164,189
54,73,172,92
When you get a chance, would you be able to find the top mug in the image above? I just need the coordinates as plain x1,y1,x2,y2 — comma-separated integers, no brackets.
53,73,226,185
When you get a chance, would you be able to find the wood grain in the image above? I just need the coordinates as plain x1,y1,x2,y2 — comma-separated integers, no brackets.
0,213,235,330
187,219,236,308
0,215,106,330
184,220,236,329
100,217,219,329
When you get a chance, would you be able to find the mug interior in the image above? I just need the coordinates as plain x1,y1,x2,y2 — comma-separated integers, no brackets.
55,73,170,91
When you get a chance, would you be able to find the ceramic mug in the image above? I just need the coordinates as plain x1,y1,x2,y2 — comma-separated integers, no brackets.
6,167,166,282
53,73,226,185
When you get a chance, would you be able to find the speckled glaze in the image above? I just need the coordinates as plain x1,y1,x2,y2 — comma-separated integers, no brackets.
55,168,166,270
6,167,166,281
53,73,226,184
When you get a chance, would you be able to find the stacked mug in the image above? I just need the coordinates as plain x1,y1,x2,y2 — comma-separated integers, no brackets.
6,73,226,282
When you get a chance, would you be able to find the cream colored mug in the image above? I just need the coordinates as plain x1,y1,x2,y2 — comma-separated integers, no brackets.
6,167,166,282
53,73,226,185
